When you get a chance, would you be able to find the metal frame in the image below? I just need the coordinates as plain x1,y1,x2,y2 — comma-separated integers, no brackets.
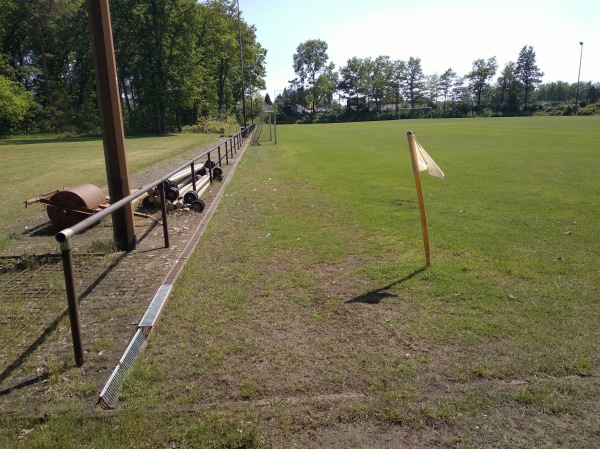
56,125,254,366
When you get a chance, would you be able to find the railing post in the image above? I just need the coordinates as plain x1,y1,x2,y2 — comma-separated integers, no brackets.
60,238,84,367
158,182,169,248
225,142,229,165
217,145,222,167
190,161,196,191
207,152,213,184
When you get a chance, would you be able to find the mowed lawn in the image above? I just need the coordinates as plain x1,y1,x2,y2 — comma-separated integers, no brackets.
3,117,600,448
0,133,220,250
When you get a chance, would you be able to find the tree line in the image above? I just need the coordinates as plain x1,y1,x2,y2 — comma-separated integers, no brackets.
0,0,266,136
277,39,599,122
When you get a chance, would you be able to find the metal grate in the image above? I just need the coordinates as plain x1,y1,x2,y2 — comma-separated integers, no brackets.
138,283,172,328
98,328,149,409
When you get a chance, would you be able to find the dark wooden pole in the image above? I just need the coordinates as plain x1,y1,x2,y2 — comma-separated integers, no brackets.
87,0,136,250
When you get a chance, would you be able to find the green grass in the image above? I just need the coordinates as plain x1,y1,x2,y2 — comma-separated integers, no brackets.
2,117,600,447
0,133,220,250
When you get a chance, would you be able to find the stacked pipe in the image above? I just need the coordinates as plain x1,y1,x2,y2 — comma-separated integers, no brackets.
142,159,224,212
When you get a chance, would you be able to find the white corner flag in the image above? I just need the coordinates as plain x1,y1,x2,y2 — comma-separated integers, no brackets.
414,135,445,179
406,130,444,267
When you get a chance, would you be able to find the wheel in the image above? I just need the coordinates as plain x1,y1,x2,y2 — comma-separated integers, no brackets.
183,191,198,204
191,199,205,212
166,187,179,202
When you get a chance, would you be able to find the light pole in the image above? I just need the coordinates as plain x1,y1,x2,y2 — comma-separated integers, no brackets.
236,0,247,131
575,41,584,115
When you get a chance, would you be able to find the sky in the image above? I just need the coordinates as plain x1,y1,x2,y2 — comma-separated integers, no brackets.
240,0,598,96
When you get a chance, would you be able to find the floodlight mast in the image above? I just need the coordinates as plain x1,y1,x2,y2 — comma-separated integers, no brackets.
575,42,584,115
236,0,247,131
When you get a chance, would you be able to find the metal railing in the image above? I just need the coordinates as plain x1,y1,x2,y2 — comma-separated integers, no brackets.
56,125,254,366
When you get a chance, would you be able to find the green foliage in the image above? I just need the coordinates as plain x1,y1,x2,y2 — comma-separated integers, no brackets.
181,115,240,134
0,75,35,134
281,41,599,123
293,39,330,112
0,0,266,135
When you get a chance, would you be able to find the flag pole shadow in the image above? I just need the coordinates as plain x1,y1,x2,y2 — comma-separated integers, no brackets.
345,267,426,305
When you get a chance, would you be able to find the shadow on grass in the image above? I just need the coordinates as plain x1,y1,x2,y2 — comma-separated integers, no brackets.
0,251,127,391
0,219,164,392
346,267,426,304
21,222,58,238
0,133,179,146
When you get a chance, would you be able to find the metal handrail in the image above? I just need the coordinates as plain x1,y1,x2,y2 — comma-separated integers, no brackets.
57,125,254,366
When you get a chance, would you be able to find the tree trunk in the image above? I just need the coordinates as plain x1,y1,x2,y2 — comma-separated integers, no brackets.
36,24,52,106
119,75,132,115
217,60,227,115
156,102,166,134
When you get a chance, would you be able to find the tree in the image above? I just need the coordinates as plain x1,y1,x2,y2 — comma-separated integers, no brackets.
425,73,440,107
467,57,497,111
367,55,393,113
293,39,329,113
264,92,272,105
313,62,338,109
495,62,521,115
0,74,35,134
391,59,406,115
401,57,425,109
338,57,368,111
439,68,457,115
515,45,543,109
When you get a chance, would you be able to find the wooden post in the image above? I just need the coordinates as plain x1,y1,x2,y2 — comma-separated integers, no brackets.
87,0,136,250
407,130,430,267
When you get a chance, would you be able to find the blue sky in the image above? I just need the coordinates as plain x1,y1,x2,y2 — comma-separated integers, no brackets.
240,0,598,95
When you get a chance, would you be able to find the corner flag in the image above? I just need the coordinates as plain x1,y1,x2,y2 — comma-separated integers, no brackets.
406,130,444,267
414,135,445,179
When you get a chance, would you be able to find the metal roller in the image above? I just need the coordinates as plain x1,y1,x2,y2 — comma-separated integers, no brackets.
45,184,107,229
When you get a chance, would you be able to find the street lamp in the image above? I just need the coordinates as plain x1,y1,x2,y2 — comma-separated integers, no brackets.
575,41,584,114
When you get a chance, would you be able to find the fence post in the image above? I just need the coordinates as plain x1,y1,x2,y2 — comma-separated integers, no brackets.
225,142,229,165
207,152,213,184
60,238,84,367
217,145,222,167
190,161,196,191
158,182,169,248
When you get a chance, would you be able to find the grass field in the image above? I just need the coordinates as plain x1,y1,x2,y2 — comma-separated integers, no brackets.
1,117,600,447
0,133,221,250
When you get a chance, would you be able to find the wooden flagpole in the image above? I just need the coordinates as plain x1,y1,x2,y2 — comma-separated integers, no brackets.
406,130,431,267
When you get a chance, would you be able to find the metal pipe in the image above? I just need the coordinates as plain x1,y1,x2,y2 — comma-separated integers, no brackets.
190,181,211,212
176,181,196,198
60,238,84,366
183,175,210,204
